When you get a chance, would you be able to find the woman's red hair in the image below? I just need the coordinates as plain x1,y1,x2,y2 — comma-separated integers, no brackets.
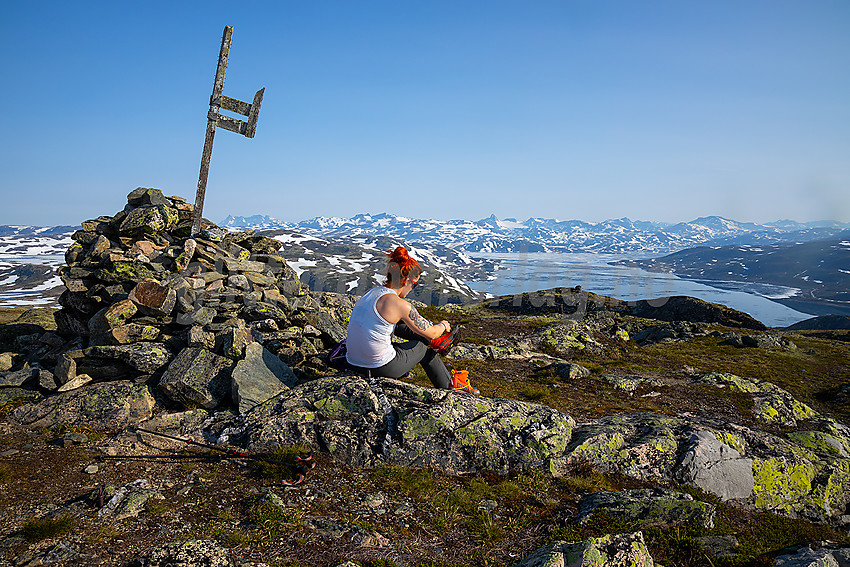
384,246,422,287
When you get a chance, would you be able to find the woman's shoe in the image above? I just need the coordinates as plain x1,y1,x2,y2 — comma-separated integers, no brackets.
451,370,479,396
430,325,460,354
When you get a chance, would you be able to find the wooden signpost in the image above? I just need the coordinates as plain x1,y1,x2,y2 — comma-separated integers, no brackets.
191,25,265,237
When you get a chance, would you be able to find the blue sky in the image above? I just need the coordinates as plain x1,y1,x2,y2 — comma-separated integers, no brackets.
2,1,849,226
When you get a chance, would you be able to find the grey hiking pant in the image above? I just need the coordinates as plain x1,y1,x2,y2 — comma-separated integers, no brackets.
356,322,452,389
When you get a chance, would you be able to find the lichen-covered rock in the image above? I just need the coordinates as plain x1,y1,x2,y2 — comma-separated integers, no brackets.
88,299,138,336
0,352,15,372
242,375,575,475
576,488,716,529
220,326,249,359
633,321,708,345
532,322,602,357
555,362,590,380
57,373,92,392
231,342,296,414
97,479,163,520
54,352,77,385
752,454,850,519
568,413,681,483
85,342,173,374
9,380,155,429
696,373,818,426
137,539,269,567
101,323,161,345
96,261,161,284
174,306,216,327
514,532,655,567
303,309,348,344
677,430,754,501
118,204,179,235
602,374,655,393
158,347,233,409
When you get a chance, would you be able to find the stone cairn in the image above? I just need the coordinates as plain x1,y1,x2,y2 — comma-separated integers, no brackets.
37,187,352,413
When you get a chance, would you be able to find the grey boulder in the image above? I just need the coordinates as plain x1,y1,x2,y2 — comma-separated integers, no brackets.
677,430,754,501
243,375,575,475
158,348,233,409
231,342,297,414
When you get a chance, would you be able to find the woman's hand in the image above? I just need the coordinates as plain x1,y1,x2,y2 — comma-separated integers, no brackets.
438,320,451,334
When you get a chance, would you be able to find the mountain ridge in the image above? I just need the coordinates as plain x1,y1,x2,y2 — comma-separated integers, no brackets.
221,213,850,255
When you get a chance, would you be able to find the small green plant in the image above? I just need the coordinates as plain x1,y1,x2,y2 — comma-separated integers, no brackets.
247,502,303,542
221,529,252,548
560,458,615,495
85,525,121,545
514,467,551,497
493,480,521,502
373,464,448,499
467,511,505,543
0,467,10,483
519,383,549,401
145,499,171,517
21,515,75,543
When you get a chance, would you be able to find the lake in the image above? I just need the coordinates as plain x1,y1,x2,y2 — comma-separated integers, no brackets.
465,252,812,328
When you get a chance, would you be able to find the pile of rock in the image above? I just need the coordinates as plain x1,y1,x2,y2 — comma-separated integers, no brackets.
14,187,353,412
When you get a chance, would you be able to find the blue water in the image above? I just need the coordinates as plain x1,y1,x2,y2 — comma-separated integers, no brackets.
466,252,812,328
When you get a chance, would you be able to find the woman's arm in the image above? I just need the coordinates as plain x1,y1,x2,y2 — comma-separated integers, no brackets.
400,302,451,340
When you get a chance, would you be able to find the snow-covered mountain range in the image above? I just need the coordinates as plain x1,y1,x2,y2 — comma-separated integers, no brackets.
2,214,849,314
222,213,850,256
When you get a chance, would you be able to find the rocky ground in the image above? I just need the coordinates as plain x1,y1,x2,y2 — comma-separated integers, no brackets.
1,189,849,567
1,298,849,566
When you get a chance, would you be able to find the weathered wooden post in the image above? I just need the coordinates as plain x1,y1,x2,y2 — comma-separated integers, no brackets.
191,25,265,237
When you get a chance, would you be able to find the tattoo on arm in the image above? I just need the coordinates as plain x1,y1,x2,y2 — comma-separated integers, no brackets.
408,305,432,332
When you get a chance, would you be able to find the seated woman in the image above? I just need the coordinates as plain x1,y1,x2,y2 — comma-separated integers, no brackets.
345,247,476,394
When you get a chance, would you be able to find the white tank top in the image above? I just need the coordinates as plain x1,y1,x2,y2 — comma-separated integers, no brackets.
345,286,398,368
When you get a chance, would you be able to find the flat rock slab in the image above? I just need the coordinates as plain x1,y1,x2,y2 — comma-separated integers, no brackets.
515,532,655,567
576,488,716,529
678,430,754,501
242,375,576,476
231,342,297,414
158,348,233,409
9,381,155,429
